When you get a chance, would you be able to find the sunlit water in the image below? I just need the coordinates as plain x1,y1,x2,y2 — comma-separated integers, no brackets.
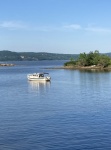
0,61,111,150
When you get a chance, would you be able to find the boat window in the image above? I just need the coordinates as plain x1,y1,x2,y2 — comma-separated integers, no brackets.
40,74,44,77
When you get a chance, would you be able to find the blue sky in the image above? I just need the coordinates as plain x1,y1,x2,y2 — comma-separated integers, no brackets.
0,0,111,54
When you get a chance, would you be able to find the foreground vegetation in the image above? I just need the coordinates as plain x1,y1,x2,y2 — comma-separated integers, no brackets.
64,50,111,68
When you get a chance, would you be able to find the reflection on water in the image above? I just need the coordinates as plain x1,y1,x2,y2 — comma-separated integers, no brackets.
79,69,111,73
28,81,51,93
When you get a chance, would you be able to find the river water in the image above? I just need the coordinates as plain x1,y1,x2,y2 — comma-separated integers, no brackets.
0,61,111,150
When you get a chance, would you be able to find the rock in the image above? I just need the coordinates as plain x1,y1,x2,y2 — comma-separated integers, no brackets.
0,63,15,66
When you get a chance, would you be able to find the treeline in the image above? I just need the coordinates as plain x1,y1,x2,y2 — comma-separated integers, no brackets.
1,50,111,64
64,50,111,68
0,50,79,61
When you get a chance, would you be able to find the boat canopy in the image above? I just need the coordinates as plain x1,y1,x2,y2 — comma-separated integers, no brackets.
34,72,49,75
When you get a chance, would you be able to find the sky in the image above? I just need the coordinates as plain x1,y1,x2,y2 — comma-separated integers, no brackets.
0,0,111,54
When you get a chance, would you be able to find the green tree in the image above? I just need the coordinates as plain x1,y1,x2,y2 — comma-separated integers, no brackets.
86,51,94,66
98,55,110,67
78,52,87,66
93,50,100,65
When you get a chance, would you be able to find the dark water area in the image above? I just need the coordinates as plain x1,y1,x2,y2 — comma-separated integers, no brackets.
0,61,111,150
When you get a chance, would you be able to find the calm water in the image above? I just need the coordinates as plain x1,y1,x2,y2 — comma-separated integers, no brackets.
0,61,111,150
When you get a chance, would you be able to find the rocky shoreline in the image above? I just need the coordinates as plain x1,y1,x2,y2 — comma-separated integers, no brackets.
0,63,15,67
46,65,111,71
63,65,111,70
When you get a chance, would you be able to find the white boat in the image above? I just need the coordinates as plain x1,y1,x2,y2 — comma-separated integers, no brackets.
27,72,51,81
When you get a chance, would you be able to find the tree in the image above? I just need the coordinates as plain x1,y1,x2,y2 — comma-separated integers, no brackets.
93,50,100,65
78,52,87,66
98,55,110,67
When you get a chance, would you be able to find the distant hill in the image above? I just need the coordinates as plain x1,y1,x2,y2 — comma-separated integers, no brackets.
0,50,111,61
0,50,22,61
105,52,111,57
0,50,79,61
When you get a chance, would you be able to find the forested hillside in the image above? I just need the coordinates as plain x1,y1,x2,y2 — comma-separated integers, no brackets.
0,50,79,61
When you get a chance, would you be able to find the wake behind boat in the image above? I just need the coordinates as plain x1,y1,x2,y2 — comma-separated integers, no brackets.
27,72,51,81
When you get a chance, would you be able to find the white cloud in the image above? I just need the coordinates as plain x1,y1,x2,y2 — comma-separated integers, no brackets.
0,21,28,30
85,26,111,33
0,21,60,31
33,26,58,32
1,21,111,34
63,24,82,30
63,23,111,33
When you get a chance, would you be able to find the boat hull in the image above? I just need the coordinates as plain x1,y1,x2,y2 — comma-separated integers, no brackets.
28,77,51,81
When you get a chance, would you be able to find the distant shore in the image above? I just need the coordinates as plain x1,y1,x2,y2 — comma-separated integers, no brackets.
0,63,15,67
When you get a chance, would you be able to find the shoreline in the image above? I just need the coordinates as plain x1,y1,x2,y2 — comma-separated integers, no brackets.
45,65,111,71
0,63,15,67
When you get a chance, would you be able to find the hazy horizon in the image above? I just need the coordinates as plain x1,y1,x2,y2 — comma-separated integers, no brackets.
1,49,111,55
